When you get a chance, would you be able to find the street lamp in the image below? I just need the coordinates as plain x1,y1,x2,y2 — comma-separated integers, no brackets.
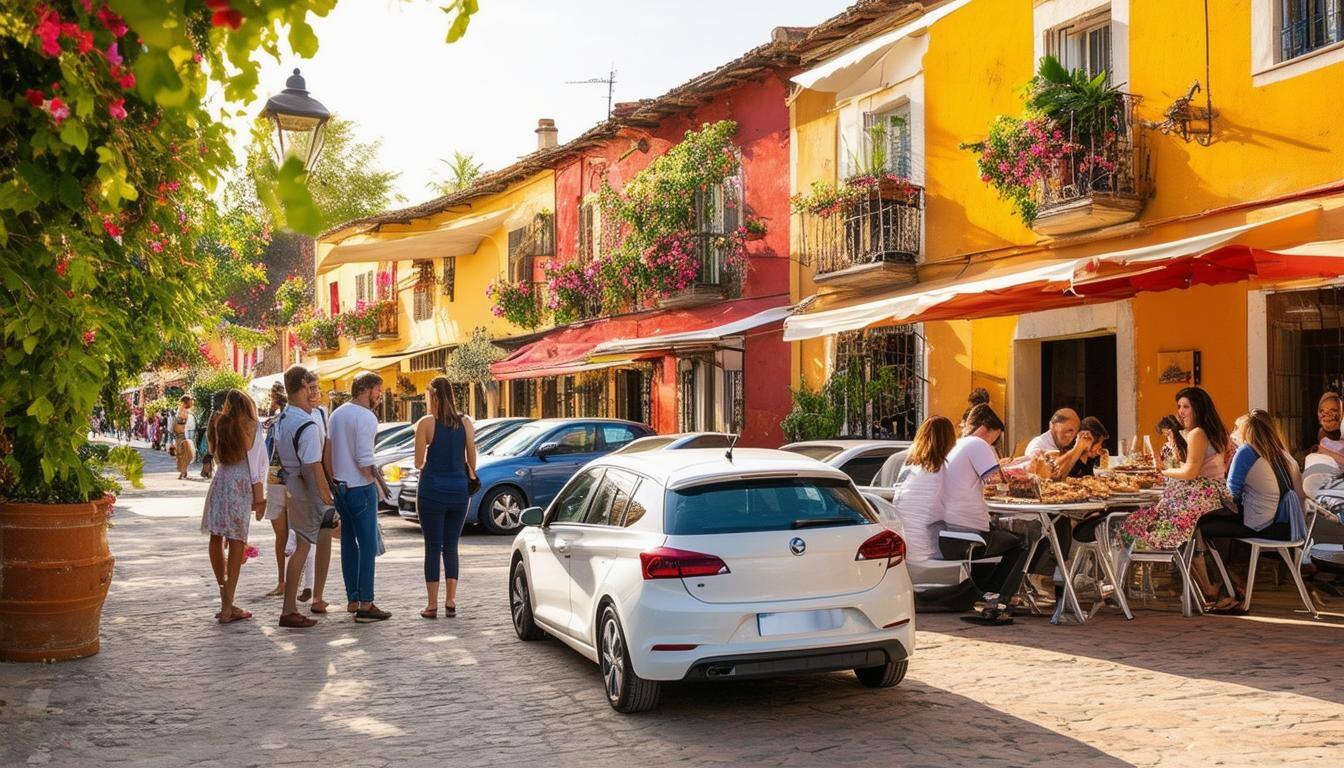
260,68,331,172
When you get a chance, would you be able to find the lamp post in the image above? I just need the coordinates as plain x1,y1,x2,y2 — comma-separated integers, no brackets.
260,68,331,172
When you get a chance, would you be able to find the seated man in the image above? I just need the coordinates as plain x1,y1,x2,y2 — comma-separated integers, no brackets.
936,403,1030,625
1026,407,1094,480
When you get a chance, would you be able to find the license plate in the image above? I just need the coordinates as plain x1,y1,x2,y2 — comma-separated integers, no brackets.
757,608,844,637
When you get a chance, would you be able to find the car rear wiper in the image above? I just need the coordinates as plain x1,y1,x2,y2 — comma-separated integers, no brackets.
791,518,853,529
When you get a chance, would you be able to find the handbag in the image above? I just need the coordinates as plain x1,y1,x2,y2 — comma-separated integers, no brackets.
466,463,481,495
168,443,176,457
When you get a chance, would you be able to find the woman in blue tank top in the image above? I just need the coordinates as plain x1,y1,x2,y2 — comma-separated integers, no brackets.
414,376,477,618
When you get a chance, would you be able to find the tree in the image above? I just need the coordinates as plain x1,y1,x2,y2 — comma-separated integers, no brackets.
426,150,484,196
444,327,506,416
0,1,478,503
233,116,403,232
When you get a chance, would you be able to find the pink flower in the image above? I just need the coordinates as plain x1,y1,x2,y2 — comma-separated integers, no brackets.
148,240,164,253
243,545,260,561
102,217,121,238
82,329,96,346
34,8,62,57
25,88,45,107
103,42,123,67
117,70,136,90
108,98,127,121
97,6,128,37
46,97,70,125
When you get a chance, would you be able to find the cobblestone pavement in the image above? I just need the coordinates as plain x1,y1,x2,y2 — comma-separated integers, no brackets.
2,444,1342,767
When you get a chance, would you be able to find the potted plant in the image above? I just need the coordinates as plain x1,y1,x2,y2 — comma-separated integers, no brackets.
741,216,768,241
341,301,380,341
486,279,546,329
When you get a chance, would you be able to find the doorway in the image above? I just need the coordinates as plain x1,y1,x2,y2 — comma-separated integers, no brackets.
614,368,647,425
1040,335,1117,452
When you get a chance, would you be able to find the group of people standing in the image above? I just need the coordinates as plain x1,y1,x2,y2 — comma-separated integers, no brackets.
197,365,479,628
890,385,1338,622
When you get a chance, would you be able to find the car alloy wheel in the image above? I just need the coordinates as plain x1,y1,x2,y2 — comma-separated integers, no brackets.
600,615,625,702
510,561,545,641
491,492,523,530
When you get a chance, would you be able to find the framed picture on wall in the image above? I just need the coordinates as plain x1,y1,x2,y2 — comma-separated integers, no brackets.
1157,350,1200,385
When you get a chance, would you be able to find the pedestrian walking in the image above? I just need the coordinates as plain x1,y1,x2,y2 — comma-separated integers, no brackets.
329,371,392,623
200,389,268,624
303,375,336,614
273,365,337,629
262,384,291,597
415,376,478,619
168,395,196,480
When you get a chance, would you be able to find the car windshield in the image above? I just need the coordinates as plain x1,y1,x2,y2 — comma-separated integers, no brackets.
478,421,529,451
781,445,843,462
664,477,874,535
486,422,550,457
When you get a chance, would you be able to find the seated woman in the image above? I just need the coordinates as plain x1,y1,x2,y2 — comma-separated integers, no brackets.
890,416,956,569
1198,410,1306,607
1314,392,1344,467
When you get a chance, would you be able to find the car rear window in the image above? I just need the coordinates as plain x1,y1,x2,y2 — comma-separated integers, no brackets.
664,477,875,535
781,445,843,462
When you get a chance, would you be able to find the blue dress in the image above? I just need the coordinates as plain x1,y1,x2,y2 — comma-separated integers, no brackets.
420,419,468,503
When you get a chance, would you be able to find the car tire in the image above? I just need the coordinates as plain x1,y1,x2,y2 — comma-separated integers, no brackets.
510,560,546,641
854,658,908,688
598,605,660,713
478,486,526,535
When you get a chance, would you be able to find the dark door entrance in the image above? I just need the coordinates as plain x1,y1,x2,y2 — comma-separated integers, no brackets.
1040,335,1117,453
614,369,645,424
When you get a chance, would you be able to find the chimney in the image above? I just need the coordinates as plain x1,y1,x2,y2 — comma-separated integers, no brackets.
535,118,558,150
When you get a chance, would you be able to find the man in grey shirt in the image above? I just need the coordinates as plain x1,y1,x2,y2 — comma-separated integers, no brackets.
273,365,337,629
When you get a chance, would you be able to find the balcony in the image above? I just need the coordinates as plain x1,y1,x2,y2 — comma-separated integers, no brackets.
1031,94,1150,236
350,300,399,343
656,233,732,309
799,184,922,290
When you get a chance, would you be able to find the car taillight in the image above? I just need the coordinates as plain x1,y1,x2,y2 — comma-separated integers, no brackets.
855,530,905,568
640,547,730,580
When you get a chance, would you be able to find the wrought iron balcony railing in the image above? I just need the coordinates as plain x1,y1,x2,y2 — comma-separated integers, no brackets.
799,185,923,279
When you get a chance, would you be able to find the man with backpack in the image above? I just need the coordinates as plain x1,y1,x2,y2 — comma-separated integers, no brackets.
273,365,338,629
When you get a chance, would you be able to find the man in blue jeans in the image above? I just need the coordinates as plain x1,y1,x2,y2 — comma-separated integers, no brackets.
328,371,391,623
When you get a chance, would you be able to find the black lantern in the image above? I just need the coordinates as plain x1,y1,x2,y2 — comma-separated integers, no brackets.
260,68,331,172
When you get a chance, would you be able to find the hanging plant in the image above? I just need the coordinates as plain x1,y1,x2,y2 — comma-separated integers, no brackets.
293,312,339,350
486,279,545,329
543,260,602,324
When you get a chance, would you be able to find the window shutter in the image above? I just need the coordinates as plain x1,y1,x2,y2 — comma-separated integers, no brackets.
442,256,456,300
329,281,340,315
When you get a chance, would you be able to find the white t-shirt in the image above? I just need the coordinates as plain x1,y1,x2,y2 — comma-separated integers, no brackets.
328,402,378,487
940,436,1000,531
890,464,944,564
1025,430,1063,457
274,404,324,470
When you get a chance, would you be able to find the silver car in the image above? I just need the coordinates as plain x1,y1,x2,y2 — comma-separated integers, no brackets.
779,439,911,486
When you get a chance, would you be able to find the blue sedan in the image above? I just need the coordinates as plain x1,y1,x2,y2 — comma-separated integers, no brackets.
398,418,654,534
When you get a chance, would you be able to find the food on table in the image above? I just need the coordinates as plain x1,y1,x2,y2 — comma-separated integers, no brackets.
1003,469,1041,499
1102,474,1140,494
1039,481,1090,504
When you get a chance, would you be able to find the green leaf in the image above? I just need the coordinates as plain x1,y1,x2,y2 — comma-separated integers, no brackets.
110,0,190,50
59,121,90,153
22,335,37,354
27,396,54,422
443,0,478,43
134,49,189,108
289,19,320,57
275,156,323,235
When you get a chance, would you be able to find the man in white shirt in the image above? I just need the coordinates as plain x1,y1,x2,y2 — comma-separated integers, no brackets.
1025,408,1093,479
329,371,392,623
274,365,336,629
937,404,1030,625
305,375,339,615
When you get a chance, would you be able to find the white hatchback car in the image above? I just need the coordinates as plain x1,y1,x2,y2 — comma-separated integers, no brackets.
508,448,914,713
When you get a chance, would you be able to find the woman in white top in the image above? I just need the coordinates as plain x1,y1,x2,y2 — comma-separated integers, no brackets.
200,389,268,624
891,416,957,565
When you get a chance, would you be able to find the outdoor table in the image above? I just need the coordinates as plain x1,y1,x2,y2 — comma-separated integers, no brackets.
987,500,1106,625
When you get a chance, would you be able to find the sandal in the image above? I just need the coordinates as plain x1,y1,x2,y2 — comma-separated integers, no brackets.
310,600,329,614
219,606,252,624
444,604,456,618
264,585,285,597
420,607,438,619
279,612,317,628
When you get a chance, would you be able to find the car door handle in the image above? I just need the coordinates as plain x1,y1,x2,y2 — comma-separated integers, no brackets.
556,541,570,554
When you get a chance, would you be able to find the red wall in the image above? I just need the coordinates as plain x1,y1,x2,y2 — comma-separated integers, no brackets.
551,72,794,447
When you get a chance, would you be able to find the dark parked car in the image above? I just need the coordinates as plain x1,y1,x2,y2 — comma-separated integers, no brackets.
397,418,654,534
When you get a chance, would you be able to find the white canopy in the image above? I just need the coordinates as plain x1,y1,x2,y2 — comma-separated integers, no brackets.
317,208,510,274
247,373,284,392
791,0,971,93
591,304,796,355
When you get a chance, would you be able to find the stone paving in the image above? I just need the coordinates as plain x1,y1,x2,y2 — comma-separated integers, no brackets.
2,444,1343,767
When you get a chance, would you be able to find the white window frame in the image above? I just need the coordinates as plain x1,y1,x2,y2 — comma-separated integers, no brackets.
1252,0,1344,85
1045,10,1113,80
861,104,913,179
1033,0,1129,88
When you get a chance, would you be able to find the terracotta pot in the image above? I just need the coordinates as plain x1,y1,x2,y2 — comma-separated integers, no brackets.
0,494,115,662
744,229,767,242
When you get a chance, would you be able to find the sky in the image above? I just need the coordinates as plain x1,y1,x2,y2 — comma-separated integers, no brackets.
236,0,855,207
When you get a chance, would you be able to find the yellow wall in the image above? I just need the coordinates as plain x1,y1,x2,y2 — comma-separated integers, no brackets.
791,0,1344,440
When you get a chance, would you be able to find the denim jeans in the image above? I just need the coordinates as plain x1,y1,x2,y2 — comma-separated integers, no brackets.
336,482,379,603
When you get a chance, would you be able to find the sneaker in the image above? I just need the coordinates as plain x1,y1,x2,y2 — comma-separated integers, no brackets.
354,605,391,623
279,612,317,628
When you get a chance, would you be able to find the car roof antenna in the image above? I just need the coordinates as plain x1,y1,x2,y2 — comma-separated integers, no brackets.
725,433,738,463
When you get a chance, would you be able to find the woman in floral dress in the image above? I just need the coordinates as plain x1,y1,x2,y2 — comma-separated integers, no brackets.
201,389,268,624
1123,387,1236,602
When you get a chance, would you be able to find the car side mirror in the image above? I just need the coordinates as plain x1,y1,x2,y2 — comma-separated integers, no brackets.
520,506,544,527
536,441,559,460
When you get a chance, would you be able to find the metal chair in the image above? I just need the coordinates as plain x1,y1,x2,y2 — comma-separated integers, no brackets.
1208,500,1321,618
1059,511,1134,620
1121,537,1205,617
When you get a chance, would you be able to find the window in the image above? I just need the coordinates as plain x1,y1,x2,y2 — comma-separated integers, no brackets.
1279,0,1344,61
621,477,660,527
599,425,638,450
584,468,638,526
862,106,912,179
552,468,602,524
509,380,535,417
410,347,448,372
328,281,340,315
442,256,456,301
541,379,559,418
689,167,742,286
837,449,899,486
354,269,376,305
1268,286,1344,456
413,260,434,321
834,325,926,440
507,226,531,284
578,199,600,262
664,477,876,535
549,424,596,455
1046,12,1113,79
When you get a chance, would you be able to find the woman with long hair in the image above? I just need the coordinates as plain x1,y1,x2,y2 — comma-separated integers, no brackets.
200,389,268,623
890,416,957,566
415,377,477,618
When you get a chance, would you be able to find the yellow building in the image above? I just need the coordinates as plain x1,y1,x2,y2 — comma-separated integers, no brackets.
787,0,1344,455
310,121,578,421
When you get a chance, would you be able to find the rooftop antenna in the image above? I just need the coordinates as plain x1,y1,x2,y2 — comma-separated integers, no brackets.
725,433,739,463
566,65,617,118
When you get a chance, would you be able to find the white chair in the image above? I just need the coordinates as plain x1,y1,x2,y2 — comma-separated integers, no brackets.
1121,538,1204,617
1208,500,1321,618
